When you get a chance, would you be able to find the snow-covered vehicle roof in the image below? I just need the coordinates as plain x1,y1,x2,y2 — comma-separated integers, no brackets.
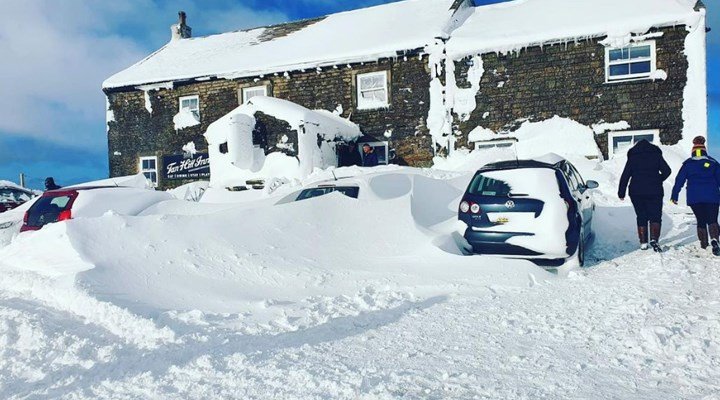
103,0,458,89
447,0,702,58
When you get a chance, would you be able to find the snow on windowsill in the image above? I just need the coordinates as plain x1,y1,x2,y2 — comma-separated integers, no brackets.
174,109,201,131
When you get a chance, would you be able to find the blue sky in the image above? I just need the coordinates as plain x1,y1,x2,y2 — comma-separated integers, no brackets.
0,0,718,189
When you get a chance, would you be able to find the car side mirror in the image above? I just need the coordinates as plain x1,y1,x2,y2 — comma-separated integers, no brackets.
585,180,599,190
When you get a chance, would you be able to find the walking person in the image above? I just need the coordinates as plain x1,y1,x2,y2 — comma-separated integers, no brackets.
618,139,672,252
671,136,720,256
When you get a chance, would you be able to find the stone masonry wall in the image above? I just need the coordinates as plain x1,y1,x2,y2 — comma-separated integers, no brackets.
106,56,434,189
453,26,689,158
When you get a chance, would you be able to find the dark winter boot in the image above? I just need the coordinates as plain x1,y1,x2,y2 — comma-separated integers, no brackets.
638,225,649,250
650,223,662,253
709,223,720,256
697,227,709,249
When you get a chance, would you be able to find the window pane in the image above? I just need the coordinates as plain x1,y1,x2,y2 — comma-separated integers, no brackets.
630,61,651,74
360,74,385,90
630,45,651,59
633,134,655,144
613,136,633,154
609,64,630,76
609,48,630,61
243,87,266,102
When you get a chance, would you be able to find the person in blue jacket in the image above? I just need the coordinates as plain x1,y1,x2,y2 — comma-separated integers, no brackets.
671,136,720,256
618,139,672,251
362,143,379,167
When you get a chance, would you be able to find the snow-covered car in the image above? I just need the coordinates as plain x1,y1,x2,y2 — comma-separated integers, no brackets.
295,184,361,201
0,185,36,213
20,186,172,232
458,154,598,267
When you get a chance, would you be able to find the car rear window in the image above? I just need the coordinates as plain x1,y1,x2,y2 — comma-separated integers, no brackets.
467,175,513,197
296,186,360,201
26,194,73,227
468,168,559,197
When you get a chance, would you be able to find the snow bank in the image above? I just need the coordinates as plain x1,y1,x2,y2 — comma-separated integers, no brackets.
70,188,173,219
66,173,151,190
436,116,602,173
103,0,457,88
681,9,708,149
205,97,361,187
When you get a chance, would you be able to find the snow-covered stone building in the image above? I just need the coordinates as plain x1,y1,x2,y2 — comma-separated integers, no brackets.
103,0,707,188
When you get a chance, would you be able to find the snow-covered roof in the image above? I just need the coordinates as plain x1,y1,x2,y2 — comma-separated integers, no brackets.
447,0,702,58
103,0,458,89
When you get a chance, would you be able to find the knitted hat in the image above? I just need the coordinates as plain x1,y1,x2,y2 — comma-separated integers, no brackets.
692,136,707,157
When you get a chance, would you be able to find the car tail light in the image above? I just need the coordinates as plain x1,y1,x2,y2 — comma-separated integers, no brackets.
470,203,481,214
23,211,29,224
459,201,470,213
58,210,72,222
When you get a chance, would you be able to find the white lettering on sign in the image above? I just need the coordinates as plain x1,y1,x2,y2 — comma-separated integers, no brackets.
166,154,210,175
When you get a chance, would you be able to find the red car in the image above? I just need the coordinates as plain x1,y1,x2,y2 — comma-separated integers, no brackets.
20,186,173,232
0,185,35,213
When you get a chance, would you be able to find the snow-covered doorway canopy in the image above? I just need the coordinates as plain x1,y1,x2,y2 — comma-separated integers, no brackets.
204,97,361,187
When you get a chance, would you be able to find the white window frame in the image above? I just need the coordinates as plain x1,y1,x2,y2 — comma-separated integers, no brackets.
240,85,268,104
139,156,159,187
608,130,660,158
356,71,389,110
604,41,657,83
179,95,200,120
472,139,517,151
361,141,390,165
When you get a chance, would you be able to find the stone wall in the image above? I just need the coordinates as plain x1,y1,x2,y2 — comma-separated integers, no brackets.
452,26,689,158
106,55,434,189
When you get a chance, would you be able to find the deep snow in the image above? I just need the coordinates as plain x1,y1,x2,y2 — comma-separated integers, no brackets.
1,138,720,398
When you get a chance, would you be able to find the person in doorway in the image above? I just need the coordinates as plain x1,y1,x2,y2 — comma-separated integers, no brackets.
618,139,672,252
362,143,379,167
44,177,62,191
340,142,362,167
671,136,720,256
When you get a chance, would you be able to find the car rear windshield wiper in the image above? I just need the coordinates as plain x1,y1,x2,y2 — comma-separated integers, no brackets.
508,193,529,197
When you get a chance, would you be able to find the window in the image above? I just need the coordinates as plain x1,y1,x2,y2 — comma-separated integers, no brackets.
473,139,517,151
241,86,268,103
139,156,158,186
605,41,656,82
361,141,389,165
608,130,660,158
179,95,200,120
357,71,389,110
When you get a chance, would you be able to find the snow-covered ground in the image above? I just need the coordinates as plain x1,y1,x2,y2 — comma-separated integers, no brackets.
1,147,719,399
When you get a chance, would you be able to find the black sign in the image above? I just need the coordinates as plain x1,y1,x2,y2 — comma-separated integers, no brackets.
163,153,211,180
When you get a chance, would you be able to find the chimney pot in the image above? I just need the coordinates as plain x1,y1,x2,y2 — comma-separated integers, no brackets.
170,10,192,41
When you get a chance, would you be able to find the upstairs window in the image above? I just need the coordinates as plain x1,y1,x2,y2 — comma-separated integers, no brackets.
241,86,268,103
139,156,158,186
357,71,389,110
605,42,656,82
179,95,200,120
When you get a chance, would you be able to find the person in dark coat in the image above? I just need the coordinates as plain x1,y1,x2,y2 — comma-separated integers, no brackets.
339,142,362,167
671,136,720,255
618,139,672,251
44,177,61,191
362,143,379,167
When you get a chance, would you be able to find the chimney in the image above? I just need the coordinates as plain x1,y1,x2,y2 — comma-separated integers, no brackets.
171,11,192,41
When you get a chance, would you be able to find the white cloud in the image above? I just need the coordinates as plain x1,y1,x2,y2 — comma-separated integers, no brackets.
0,0,288,150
